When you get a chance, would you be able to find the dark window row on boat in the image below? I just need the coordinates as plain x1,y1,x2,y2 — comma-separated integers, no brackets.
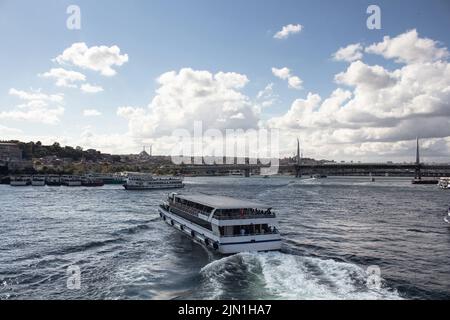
170,198,214,216
219,224,278,237
213,208,275,220
161,204,212,231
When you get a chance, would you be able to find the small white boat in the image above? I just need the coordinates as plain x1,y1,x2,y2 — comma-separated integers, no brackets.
61,175,82,187
438,177,450,189
158,193,282,254
123,173,184,190
10,176,31,186
31,175,46,186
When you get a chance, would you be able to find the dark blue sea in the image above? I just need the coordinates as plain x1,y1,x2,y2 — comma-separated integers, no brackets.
1,176,449,299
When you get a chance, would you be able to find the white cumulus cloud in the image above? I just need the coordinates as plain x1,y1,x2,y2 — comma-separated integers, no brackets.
83,109,102,117
55,42,129,76
365,29,449,64
267,30,450,161
1,88,65,124
117,68,259,140
40,68,86,87
81,83,104,93
333,43,364,62
272,67,303,89
274,24,303,39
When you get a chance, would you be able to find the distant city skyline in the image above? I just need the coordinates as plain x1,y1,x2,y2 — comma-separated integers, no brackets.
1,0,450,163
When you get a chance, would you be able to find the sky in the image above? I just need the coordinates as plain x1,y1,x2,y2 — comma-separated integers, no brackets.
1,0,450,162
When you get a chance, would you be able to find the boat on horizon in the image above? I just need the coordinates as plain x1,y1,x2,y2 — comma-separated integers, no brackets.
438,177,450,189
46,175,62,186
123,173,184,190
81,177,104,187
86,173,125,185
31,175,46,186
412,178,438,185
158,193,282,254
61,175,82,187
10,175,31,186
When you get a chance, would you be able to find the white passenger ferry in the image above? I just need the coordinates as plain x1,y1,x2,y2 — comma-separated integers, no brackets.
10,176,31,186
158,193,282,254
61,175,82,187
31,175,46,186
46,175,62,186
123,173,184,190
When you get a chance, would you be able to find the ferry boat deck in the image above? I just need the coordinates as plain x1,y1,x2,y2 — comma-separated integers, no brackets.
158,193,282,254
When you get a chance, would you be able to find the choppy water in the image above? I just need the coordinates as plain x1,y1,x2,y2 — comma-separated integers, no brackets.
1,176,449,300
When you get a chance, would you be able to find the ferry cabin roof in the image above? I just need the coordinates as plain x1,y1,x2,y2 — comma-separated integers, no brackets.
173,194,271,210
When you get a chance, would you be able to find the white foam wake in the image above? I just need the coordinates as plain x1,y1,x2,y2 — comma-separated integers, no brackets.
200,252,402,300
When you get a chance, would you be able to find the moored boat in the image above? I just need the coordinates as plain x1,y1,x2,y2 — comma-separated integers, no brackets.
31,175,46,186
10,175,31,186
86,173,125,185
123,173,184,190
46,175,62,186
81,177,104,187
158,193,282,254
412,178,438,185
61,175,82,187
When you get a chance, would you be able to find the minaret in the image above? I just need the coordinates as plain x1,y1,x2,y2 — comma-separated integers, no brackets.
416,137,420,165
415,137,421,180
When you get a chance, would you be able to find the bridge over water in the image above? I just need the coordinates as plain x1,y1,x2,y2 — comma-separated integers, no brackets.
177,163,450,177
177,138,450,177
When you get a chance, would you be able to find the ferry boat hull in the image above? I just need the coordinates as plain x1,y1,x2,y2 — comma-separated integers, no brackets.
123,173,184,190
158,206,282,254
31,176,46,186
46,181,62,186
10,181,29,187
64,181,82,187
124,184,184,190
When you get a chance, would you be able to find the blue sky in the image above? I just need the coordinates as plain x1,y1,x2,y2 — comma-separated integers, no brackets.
1,0,450,161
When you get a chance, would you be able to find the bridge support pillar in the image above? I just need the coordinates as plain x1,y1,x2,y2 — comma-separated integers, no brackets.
295,165,301,178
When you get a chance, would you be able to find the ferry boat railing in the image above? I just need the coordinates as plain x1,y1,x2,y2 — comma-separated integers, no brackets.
220,229,279,237
214,211,276,220
167,201,276,220
169,201,211,217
